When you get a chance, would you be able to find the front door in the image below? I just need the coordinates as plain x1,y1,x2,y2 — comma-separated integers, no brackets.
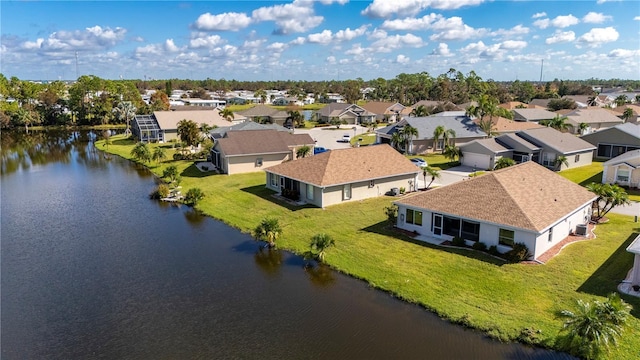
433,214,443,236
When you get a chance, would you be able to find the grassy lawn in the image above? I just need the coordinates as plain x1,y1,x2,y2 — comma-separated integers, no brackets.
97,135,640,358
350,133,377,146
560,161,640,202
410,153,459,170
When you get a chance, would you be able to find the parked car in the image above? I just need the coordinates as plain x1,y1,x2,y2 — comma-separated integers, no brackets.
410,158,428,167
338,134,351,143
314,146,329,155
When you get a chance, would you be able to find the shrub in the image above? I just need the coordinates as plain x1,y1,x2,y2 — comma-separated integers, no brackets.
149,184,170,199
451,236,466,247
504,243,532,263
399,187,406,194
384,205,398,225
472,241,487,251
173,153,184,160
517,327,542,345
488,245,500,256
184,188,205,206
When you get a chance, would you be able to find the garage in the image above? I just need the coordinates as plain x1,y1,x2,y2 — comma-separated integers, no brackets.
461,152,492,170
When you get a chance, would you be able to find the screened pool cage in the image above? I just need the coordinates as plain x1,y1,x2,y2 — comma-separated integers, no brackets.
133,115,164,143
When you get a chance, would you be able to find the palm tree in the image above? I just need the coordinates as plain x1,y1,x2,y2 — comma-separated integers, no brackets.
162,165,179,185
309,233,335,262
177,119,200,146
477,118,497,137
113,101,137,136
442,128,456,150
14,107,35,133
296,145,311,159
614,95,628,107
432,125,445,153
152,147,166,164
390,131,404,152
422,166,440,190
286,110,304,129
540,115,570,132
254,89,267,104
554,155,569,171
184,187,205,206
218,108,235,122
622,108,634,122
586,183,631,221
401,125,419,154
253,217,282,248
130,142,151,163
578,122,589,135
443,145,462,163
494,157,516,170
556,293,631,360
410,105,428,117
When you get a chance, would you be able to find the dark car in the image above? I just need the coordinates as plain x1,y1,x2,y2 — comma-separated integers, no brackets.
314,146,329,155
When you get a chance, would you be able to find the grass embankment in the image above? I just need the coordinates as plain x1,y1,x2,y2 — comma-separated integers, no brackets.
97,135,640,358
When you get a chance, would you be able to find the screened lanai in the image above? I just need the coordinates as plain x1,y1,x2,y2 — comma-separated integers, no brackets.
133,115,164,143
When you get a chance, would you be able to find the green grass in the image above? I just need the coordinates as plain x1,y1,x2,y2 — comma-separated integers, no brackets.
410,153,459,170
97,135,640,358
350,133,377,146
559,161,604,186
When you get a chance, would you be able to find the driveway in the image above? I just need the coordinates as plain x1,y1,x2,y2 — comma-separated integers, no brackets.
295,125,368,150
610,201,640,217
415,165,475,189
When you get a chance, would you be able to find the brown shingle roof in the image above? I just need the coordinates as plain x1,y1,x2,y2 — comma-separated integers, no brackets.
396,161,596,232
264,144,420,187
238,104,288,118
153,110,231,130
216,130,291,156
474,116,543,133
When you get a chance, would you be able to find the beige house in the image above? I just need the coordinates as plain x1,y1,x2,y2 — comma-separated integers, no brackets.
560,108,624,134
394,161,597,260
237,104,290,127
211,130,314,175
602,149,640,189
314,103,376,125
360,102,411,122
264,144,420,208
132,110,239,142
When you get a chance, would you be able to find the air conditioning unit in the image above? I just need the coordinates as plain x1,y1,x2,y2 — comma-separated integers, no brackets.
575,224,588,236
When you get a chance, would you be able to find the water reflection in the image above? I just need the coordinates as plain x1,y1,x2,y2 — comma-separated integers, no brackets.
254,247,284,276
304,263,336,287
183,208,206,227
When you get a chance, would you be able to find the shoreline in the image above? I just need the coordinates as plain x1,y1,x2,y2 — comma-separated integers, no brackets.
94,134,640,359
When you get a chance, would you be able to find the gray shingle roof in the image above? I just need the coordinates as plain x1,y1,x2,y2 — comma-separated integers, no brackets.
210,121,290,138
215,129,312,156
512,108,557,121
376,113,486,139
517,127,596,154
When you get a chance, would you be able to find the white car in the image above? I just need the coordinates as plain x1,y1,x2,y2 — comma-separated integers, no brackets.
410,158,428,167
339,134,351,143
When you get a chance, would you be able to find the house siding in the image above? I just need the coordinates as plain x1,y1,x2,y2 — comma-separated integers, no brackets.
321,174,417,207
226,153,289,175
603,165,640,188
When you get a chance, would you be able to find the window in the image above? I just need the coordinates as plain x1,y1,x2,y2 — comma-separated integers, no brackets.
597,144,612,158
255,158,263,167
574,154,580,163
436,139,445,151
498,229,515,247
617,169,630,182
306,183,314,200
406,209,423,226
542,153,554,166
369,180,375,188
270,173,277,187
548,227,553,242
461,220,480,242
612,146,626,157
443,216,461,237
343,184,351,200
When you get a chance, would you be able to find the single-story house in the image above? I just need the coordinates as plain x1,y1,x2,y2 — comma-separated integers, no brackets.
264,144,420,208
376,111,486,154
394,161,597,260
360,102,412,123
237,104,290,127
132,110,239,143
459,127,595,171
613,105,640,123
314,103,377,124
209,120,291,140
560,108,624,134
602,149,640,189
211,129,315,175
626,235,640,290
512,108,557,122
580,122,640,159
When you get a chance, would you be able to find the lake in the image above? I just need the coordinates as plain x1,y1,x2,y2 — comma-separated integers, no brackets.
0,130,570,359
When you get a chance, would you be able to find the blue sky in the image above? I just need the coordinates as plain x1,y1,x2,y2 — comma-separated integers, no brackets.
1,0,639,82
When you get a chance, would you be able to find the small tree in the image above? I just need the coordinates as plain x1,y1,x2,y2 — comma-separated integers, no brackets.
494,157,516,170
443,145,462,163
152,147,167,164
384,204,398,226
422,166,440,190
554,155,569,171
184,188,205,206
309,233,335,262
296,145,311,158
102,130,112,150
130,142,151,163
586,183,631,222
162,165,179,185
253,218,282,248
219,108,235,122
177,119,200,147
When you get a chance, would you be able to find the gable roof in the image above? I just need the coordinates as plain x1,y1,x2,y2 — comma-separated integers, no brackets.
376,113,485,139
215,129,312,157
315,103,352,117
517,127,596,154
580,122,640,143
459,138,511,155
563,108,625,126
152,110,230,130
264,144,420,187
396,161,596,233
603,149,640,168
512,108,558,121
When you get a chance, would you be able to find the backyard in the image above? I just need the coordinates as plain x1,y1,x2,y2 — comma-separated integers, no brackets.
97,135,640,358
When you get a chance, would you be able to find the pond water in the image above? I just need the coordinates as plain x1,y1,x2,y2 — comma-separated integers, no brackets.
0,130,571,359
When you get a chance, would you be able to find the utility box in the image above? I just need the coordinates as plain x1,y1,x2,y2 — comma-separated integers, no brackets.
576,224,588,236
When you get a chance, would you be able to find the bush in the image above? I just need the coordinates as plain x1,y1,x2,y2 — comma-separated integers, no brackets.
488,245,500,256
184,188,205,206
504,243,532,263
399,187,406,194
150,184,170,199
173,153,184,160
384,205,398,225
517,327,542,345
451,236,466,247
472,241,487,251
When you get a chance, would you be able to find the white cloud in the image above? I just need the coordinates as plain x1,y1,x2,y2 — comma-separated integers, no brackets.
369,33,424,52
334,25,368,41
22,38,44,50
308,30,333,45
533,18,550,29
635,16,640,21
491,25,530,38
429,17,487,41
345,44,366,55
551,14,579,28
252,0,323,34
597,0,622,3
545,31,576,44
577,27,619,47
165,39,180,52
19,26,127,52
318,0,349,4
192,12,252,31
582,12,612,24
396,54,410,64
189,34,225,49
431,42,452,56
289,37,306,45
381,13,441,31
326,56,336,64
243,39,266,49
532,12,546,19
362,0,484,18
501,40,527,50
266,42,288,52
608,48,640,58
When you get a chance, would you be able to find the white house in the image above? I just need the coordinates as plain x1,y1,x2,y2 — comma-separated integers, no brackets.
394,161,597,260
